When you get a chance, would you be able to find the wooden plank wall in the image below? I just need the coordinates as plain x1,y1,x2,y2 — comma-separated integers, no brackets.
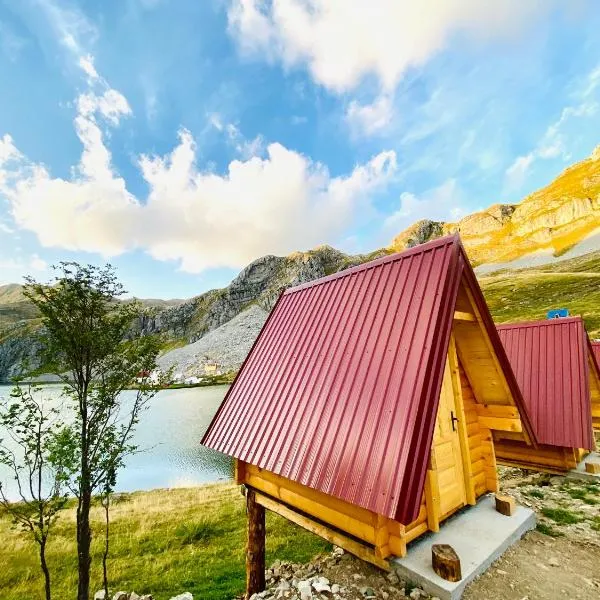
459,365,499,496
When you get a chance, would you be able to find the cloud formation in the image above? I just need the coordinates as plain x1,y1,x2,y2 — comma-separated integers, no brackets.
228,0,551,92
505,64,600,189
0,61,397,272
382,179,466,237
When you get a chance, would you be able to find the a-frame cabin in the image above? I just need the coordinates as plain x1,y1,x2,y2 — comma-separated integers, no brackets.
202,235,535,577
495,318,599,473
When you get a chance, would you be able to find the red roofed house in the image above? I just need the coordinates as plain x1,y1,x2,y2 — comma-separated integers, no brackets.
495,318,600,473
202,235,535,580
593,342,600,384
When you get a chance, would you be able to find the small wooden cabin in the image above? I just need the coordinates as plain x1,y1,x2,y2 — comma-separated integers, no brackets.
202,236,535,575
495,318,600,473
593,342,600,396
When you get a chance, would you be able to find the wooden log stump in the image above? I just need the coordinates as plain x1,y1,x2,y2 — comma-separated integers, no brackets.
495,493,516,516
585,461,600,474
246,488,266,599
432,544,462,582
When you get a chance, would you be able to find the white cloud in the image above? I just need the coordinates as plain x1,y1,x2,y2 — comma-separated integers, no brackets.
78,54,100,81
505,64,600,189
0,65,397,273
505,153,534,190
383,179,464,235
346,95,394,136
228,0,551,93
29,254,48,271
37,0,98,56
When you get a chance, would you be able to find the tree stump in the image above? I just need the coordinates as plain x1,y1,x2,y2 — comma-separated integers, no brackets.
495,493,516,516
585,461,600,474
246,489,265,599
432,544,462,582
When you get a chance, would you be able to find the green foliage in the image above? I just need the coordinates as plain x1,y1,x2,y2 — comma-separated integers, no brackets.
541,507,583,525
564,487,599,505
524,489,545,499
22,262,165,599
0,384,71,599
536,522,563,537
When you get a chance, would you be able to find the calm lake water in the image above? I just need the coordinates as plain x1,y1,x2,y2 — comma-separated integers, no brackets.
0,384,232,499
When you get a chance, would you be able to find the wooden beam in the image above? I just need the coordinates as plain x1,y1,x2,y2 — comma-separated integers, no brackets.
448,334,476,505
234,458,245,485
246,488,265,599
478,416,522,433
453,311,476,322
253,491,392,569
424,469,441,533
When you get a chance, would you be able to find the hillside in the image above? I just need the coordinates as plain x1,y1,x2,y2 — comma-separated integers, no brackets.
390,146,600,264
480,250,600,337
1,147,600,381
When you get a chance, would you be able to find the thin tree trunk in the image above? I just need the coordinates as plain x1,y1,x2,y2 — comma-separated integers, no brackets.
39,536,52,600
102,491,110,600
77,490,92,600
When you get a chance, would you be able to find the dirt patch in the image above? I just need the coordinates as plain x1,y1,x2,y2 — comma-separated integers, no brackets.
463,531,600,599
254,467,600,600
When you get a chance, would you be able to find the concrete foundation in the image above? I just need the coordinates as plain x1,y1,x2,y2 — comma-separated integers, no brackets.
390,495,535,600
566,451,600,482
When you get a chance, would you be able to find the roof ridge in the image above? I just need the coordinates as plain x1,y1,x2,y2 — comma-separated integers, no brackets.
285,234,460,296
497,316,583,330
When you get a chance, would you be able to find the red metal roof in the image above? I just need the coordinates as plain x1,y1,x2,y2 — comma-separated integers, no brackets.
592,342,600,371
202,235,530,523
497,318,594,450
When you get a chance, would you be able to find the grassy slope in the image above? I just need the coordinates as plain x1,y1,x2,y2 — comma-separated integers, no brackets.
480,250,600,337
0,485,330,600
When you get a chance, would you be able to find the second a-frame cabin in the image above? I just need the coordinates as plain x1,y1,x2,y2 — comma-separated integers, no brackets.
495,318,600,472
202,235,535,571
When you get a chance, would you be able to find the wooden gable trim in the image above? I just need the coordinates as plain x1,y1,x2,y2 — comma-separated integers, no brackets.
453,277,532,444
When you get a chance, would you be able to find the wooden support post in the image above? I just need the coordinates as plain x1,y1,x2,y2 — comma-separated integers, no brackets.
494,493,516,516
246,488,266,599
432,544,462,582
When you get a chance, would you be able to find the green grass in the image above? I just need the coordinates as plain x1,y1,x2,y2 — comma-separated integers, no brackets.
0,484,330,600
480,250,600,336
536,522,563,537
524,489,545,499
540,507,583,525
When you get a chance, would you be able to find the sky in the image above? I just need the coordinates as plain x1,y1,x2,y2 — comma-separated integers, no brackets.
0,1,599,298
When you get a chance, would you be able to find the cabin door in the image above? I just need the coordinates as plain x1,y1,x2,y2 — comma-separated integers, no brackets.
431,357,467,518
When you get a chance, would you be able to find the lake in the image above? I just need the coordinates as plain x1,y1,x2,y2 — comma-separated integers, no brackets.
0,384,232,500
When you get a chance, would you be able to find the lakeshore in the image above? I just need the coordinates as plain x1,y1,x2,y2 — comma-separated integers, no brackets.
0,384,233,499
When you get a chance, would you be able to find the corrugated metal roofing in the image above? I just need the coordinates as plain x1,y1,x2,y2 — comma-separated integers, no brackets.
202,235,530,523
592,342,600,371
497,318,594,450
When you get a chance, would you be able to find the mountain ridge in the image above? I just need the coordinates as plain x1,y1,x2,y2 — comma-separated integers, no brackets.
1,146,600,381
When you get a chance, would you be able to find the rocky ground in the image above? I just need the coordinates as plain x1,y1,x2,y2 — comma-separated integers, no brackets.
157,304,268,376
242,469,600,600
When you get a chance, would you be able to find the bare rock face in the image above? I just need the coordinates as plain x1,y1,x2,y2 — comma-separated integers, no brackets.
390,148,600,265
136,245,351,346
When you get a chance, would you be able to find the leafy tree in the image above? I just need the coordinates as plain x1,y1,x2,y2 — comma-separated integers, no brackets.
0,384,70,600
24,263,162,600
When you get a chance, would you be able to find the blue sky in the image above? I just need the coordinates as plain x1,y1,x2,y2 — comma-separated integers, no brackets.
0,0,599,298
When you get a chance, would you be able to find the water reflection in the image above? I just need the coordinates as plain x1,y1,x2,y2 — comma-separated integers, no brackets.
0,384,232,498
